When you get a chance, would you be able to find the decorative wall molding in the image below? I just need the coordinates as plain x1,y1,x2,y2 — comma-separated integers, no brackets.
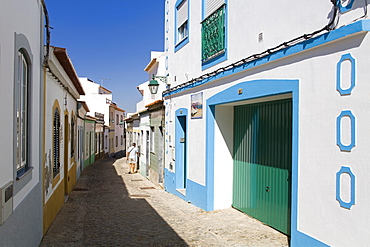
336,53,356,96
336,166,356,209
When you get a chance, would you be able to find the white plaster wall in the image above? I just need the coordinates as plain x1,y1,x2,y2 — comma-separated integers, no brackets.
167,31,370,245
84,121,95,160
114,109,125,153
296,37,370,246
79,77,112,124
164,0,370,245
213,105,234,209
0,0,43,208
165,0,337,89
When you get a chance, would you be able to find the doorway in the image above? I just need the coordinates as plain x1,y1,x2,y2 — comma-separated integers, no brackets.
233,99,292,235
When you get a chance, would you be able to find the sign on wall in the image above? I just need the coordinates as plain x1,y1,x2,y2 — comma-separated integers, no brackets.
191,92,203,119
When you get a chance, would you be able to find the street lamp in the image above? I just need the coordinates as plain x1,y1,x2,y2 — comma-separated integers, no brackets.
148,78,160,94
148,75,168,94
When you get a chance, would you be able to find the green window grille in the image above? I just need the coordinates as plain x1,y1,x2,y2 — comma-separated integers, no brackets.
201,5,225,62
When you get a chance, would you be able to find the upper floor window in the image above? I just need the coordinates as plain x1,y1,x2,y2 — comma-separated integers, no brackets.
116,114,119,125
16,50,30,176
202,0,227,69
175,0,189,51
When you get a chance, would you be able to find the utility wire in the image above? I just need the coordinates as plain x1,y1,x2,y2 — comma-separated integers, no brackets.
163,1,340,96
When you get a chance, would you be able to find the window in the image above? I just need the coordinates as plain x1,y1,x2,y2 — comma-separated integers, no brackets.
150,126,155,153
121,135,123,145
175,0,189,51
116,114,119,125
71,116,75,158
15,50,30,176
116,136,118,147
178,21,188,41
53,108,61,177
202,0,227,69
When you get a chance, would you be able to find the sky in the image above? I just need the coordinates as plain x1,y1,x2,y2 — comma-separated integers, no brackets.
46,0,165,113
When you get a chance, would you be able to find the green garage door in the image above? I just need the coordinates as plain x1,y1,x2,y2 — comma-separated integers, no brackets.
233,99,292,235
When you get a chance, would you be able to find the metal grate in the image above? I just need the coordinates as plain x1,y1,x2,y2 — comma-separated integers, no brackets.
201,5,226,62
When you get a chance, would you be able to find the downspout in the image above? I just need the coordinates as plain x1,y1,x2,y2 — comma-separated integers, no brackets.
40,0,50,235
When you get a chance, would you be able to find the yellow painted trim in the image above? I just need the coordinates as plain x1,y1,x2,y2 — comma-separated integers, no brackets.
64,110,69,195
52,173,60,188
43,179,65,234
66,161,77,194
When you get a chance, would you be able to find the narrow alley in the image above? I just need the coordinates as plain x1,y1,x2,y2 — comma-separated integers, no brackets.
39,157,288,246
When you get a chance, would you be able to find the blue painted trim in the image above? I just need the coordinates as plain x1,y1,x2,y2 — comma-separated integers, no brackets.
201,0,228,70
336,110,356,152
202,51,228,70
175,37,189,52
336,166,356,209
164,168,208,209
205,105,215,211
336,53,356,95
206,79,328,246
337,0,356,13
164,20,370,98
174,0,190,52
175,108,188,189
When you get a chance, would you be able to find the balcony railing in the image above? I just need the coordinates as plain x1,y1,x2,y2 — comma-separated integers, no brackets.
201,5,226,62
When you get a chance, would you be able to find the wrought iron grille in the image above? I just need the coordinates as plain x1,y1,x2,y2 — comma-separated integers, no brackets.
202,5,225,62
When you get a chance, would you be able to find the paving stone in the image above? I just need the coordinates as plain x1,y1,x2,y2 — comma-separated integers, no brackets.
40,157,289,246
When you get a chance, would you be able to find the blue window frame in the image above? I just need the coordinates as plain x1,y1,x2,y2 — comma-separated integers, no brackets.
175,0,189,52
201,0,228,70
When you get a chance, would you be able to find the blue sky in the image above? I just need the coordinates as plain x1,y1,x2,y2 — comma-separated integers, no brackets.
46,0,164,113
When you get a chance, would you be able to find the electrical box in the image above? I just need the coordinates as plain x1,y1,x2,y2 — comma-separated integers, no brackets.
0,181,13,225
166,76,172,85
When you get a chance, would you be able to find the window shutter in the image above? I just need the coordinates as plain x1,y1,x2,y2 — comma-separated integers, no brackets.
177,0,188,27
205,0,224,17
53,109,60,177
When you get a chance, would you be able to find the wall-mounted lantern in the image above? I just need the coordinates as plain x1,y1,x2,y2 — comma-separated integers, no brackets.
148,74,168,94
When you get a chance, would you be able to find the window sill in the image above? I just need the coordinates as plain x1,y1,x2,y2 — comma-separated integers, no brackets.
175,36,189,52
202,49,227,70
16,166,34,180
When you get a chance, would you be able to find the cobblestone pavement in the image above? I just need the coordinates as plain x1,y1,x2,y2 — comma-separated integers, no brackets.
40,157,289,247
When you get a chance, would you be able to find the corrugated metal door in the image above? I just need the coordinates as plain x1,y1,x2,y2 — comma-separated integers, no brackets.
233,99,292,235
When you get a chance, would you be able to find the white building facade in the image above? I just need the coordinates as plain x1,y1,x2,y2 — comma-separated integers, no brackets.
43,46,85,233
0,1,45,245
134,52,167,180
79,77,113,125
163,0,370,245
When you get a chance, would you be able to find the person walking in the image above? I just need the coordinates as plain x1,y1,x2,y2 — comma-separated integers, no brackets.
126,143,139,174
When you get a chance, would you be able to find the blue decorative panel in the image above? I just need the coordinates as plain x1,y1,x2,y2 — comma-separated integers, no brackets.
336,110,356,151
336,166,356,209
337,0,356,13
336,53,356,96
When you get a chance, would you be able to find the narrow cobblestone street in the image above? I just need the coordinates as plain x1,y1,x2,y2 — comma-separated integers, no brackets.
40,157,289,247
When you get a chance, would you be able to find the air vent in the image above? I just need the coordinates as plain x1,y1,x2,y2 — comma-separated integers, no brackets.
0,181,13,225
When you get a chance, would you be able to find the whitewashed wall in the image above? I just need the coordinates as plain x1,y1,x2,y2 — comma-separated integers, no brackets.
164,0,370,245
79,77,112,124
0,0,43,245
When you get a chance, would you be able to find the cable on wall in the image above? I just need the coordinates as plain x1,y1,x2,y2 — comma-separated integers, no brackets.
163,1,341,96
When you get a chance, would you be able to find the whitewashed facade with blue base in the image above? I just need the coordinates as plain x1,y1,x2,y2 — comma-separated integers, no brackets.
163,0,370,245
0,1,45,246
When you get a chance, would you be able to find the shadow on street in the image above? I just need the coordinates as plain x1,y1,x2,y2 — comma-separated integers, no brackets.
40,157,187,246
